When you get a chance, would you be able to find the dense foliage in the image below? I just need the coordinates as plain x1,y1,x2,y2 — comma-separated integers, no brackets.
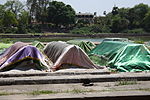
71,3,150,34
0,0,150,34
0,0,76,33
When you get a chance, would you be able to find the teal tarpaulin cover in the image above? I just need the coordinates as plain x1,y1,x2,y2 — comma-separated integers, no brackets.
67,40,96,53
89,41,150,72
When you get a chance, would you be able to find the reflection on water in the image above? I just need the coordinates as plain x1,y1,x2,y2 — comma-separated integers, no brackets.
1,36,150,43
74,36,150,42
74,38,104,42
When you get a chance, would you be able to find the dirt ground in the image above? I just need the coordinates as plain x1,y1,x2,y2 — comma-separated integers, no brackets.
0,81,150,100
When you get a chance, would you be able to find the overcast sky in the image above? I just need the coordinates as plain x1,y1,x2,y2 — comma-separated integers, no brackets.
1,0,150,16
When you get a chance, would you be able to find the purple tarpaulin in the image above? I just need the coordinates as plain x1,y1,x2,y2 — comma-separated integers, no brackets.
0,42,27,65
0,45,49,71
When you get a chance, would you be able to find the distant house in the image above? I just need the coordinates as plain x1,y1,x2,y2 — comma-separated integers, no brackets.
76,12,96,24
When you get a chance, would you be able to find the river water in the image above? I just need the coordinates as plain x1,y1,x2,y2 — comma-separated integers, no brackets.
5,36,150,43
74,36,150,42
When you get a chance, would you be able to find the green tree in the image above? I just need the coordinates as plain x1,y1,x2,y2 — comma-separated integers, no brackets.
111,15,129,33
93,16,111,33
143,11,150,32
47,1,76,28
1,10,18,33
4,0,24,16
0,4,5,19
118,8,129,18
26,0,50,24
17,11,29,34
18,11,29,26
112,6,119,15
2,11,18,27
0,5,5,30
128,3,149,29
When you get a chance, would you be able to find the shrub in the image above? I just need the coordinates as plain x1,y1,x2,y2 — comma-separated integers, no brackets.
4,27,17,34
70,27,93,34
28,24,42,33
71,25,111,34
122,28,145,34
16,26,27,34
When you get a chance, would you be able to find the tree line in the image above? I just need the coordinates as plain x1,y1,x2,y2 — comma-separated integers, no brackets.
0,0,150,34
0,0,75,34
72,3,150,34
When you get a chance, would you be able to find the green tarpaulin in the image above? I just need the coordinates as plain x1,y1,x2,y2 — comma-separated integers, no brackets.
67,40,96,53
89,41,150,72
146,41,150,50
32,41,45,51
